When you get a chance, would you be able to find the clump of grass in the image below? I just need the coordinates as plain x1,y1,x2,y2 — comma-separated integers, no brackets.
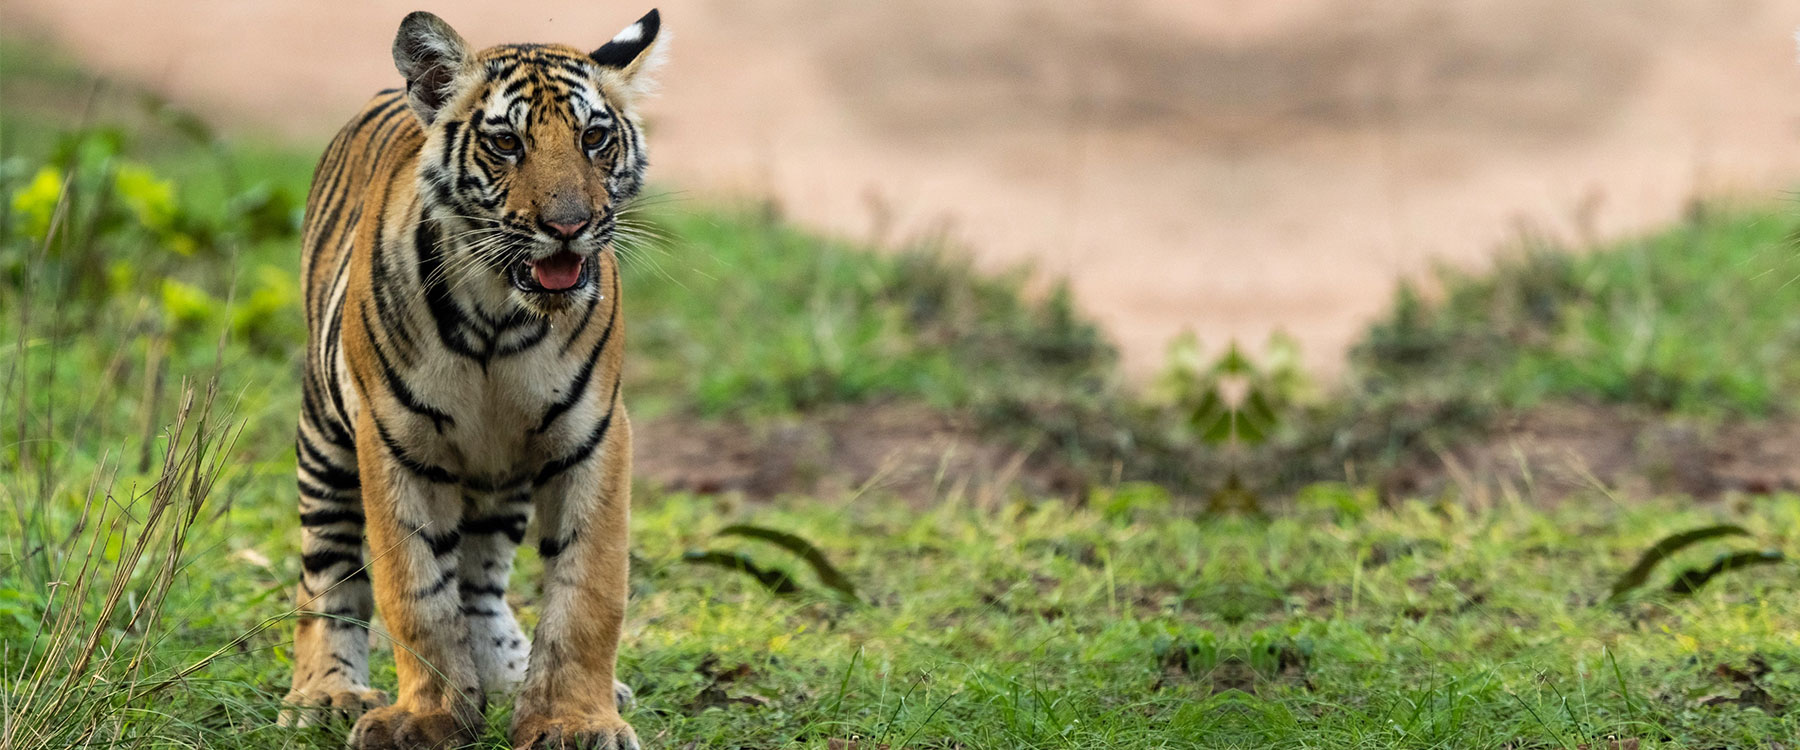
622,202,1117,417
1357,206,1800,416
1,379,246,749
1270,206,1800,492
622,200,1203,492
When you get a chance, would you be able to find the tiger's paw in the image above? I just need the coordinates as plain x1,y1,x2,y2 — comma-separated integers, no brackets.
511,714,640,750
348,704,480,750
277,683,389,728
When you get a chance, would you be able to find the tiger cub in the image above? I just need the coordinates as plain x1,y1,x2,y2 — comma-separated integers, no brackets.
279,9,664,749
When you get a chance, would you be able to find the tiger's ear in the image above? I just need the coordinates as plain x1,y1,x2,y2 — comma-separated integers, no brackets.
393,11,471,124
590,9,665,99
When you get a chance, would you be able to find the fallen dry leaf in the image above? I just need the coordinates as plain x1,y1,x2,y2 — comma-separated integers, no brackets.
230,547,271,568
1576,739,1640,750
827,740,890,750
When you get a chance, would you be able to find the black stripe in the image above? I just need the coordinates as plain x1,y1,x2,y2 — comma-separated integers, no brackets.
415,219,491,362
300,509,365,527
302,549,362,574
368,413,459,484
440,117,464,175
297,476,354,500
360,299,454,429
369,234,418,359
308,530,364,547
534,379,621,486
412,570,457,599
461,513,528,544
486,61,522,80
363,103,415,169
538,531,576,559
560,263,615,355
296,429,360,488
459,582,507,598
307,98,408,262
423,529,462,556
301,383,355,450
322,294,358,435
535,301,616,434
493,318,550,357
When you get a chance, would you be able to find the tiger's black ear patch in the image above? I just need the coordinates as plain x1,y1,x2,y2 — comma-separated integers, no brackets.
590,9,660,69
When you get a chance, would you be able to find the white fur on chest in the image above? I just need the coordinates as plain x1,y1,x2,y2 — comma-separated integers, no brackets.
361,332,609,486
423,341,594,471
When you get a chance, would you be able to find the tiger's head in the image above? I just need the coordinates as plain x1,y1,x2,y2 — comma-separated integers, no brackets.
392,9,665,306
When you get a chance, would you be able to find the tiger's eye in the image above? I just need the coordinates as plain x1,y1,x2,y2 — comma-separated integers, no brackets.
488,132,521,153
582,126,607,148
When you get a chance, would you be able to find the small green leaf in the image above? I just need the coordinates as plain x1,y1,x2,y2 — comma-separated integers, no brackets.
1609,524,1751,600
682,550,801,595
160,278,217,330
10,166,64,241
1667,550,1785,596
114,162,177,236
717,524,859,601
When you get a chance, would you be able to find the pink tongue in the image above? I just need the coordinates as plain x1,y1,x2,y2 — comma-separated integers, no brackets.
530,251,585,290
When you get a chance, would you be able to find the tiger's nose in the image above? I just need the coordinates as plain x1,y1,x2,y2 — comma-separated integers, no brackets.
542,213,591,240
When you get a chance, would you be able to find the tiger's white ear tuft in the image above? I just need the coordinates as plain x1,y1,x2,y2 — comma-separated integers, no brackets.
393,11,471,124
590,9,666,100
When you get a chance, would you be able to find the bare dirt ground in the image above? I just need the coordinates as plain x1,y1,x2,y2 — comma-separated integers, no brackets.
10,0,1800,381
1386,403,1800,506
632,403,1084,505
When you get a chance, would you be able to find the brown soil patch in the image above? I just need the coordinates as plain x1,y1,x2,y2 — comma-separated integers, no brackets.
632,403,1083,506
1385,402,1800,504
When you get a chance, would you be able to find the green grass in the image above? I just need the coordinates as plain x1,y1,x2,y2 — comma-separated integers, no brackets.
1268,204,1800,489
1357,206,1800,417
5,34,1800,750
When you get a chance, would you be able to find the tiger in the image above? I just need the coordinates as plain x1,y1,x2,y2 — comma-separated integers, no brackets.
277,9,665,749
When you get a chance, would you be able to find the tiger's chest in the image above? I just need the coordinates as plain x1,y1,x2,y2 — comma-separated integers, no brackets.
345,311,616,488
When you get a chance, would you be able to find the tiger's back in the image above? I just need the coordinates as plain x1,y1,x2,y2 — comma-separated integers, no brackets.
297,90,416,455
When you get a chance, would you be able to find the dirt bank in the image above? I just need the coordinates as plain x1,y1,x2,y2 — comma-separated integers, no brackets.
10,0,1800,379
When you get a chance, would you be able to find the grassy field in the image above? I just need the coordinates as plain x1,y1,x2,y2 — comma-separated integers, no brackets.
4,40,1800,749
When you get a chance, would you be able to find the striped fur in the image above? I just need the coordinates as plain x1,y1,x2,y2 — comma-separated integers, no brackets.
279,10,663,750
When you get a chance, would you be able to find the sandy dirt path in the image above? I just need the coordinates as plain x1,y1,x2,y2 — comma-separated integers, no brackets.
9,0,1800,378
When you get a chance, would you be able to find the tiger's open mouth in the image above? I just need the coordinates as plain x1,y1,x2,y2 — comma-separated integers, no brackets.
509,250,593,294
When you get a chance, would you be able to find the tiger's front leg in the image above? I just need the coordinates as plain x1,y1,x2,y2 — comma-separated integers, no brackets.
347,412,485,750
510,412,638,750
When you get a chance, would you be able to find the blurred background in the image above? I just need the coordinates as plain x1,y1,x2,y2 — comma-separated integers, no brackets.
13,2,1800,746
16,0,1800,377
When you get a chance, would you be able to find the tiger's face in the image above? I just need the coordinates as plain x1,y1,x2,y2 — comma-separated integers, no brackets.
394,11,663,305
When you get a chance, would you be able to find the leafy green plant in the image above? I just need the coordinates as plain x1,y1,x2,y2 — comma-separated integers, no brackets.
1154,332,1314,512
683,523,859,601
1609,524,1786,600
